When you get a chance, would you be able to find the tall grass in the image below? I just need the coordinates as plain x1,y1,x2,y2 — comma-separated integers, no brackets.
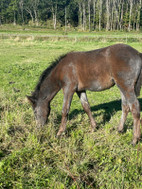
0,36,142,188
0,25,142,43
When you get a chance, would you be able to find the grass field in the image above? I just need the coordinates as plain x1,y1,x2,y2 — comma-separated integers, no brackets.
0,25,142,41
0,29,142,188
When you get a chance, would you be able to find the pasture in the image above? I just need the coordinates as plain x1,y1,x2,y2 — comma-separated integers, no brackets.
0,30,142,188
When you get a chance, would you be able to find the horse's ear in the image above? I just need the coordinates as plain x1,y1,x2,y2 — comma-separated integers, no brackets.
26,95,37,106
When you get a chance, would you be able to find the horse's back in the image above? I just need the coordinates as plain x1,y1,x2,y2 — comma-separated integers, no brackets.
57,44,142,92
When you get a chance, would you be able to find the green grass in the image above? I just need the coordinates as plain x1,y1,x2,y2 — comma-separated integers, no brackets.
0,25,142,41
0,33,142,188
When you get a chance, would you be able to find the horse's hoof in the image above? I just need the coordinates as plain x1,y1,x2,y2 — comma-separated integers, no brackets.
118,128,124,133
91,127,98,132
56,134,60,139
36,125,41,130
56,131,66,138
131,141,137,146
131,139,139,146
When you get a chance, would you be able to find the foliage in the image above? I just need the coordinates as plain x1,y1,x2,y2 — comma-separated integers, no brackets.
0,32,142,188
0,0,142,31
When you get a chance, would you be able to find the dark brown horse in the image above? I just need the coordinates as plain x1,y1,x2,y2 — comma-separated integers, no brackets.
27,44,142,145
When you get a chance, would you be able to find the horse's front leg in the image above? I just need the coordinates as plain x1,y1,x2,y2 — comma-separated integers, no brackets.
57,86,74,137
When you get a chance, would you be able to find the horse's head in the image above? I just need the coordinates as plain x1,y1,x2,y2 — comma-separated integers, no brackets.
27,95,50,127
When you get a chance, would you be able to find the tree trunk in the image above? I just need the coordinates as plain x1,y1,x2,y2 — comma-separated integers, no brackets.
65,6,67,32
0,15,2,25
30,13,34,24
128,0,133,31
78,2,82,29
54,3,57,30
53,13,56,30
25,7,34,24
120,0,124,30
34,9,38,26
124,2,129,30
99,0,102,31
136,0,142,31
19,0,24,24
88,0,91,31
93,0,96,30
13,7,16,25
82,1,86,31
112,0,117,30
110,1,114,31
52,3,57,30
115,2,120,30
106,0,110,31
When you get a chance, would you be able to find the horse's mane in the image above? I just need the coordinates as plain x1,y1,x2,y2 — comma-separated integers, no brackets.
33,53,67,97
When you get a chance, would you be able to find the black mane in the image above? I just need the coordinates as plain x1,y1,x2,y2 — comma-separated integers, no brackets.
33,53,67,97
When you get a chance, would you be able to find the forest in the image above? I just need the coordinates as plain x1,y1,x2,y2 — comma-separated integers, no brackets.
0,0,142,31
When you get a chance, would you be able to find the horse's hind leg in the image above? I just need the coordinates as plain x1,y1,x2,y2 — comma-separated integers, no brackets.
118,92,130,133
77,91,97,131
128,95,141,145
120,90,141,145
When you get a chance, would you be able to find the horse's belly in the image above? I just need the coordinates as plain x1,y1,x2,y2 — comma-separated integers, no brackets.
87,80,104,91
78,76,114,92
88,80,114,91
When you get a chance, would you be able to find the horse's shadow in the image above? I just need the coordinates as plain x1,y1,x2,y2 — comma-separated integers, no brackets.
69,98,142,125
54,98,142,130
69,99,121,125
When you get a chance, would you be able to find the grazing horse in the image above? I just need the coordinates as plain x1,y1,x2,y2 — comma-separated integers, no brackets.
27,44,142,145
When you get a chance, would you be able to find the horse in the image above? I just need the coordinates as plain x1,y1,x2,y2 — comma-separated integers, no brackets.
27,44,142,145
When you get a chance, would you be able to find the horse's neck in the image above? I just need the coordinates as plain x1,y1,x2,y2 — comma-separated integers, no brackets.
39,74,60,102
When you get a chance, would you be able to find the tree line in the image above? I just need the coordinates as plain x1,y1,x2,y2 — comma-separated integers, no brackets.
0,0,142,31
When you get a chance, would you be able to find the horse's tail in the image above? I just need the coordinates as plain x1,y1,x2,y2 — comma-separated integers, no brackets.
135,53,142,97
140,53,142,60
